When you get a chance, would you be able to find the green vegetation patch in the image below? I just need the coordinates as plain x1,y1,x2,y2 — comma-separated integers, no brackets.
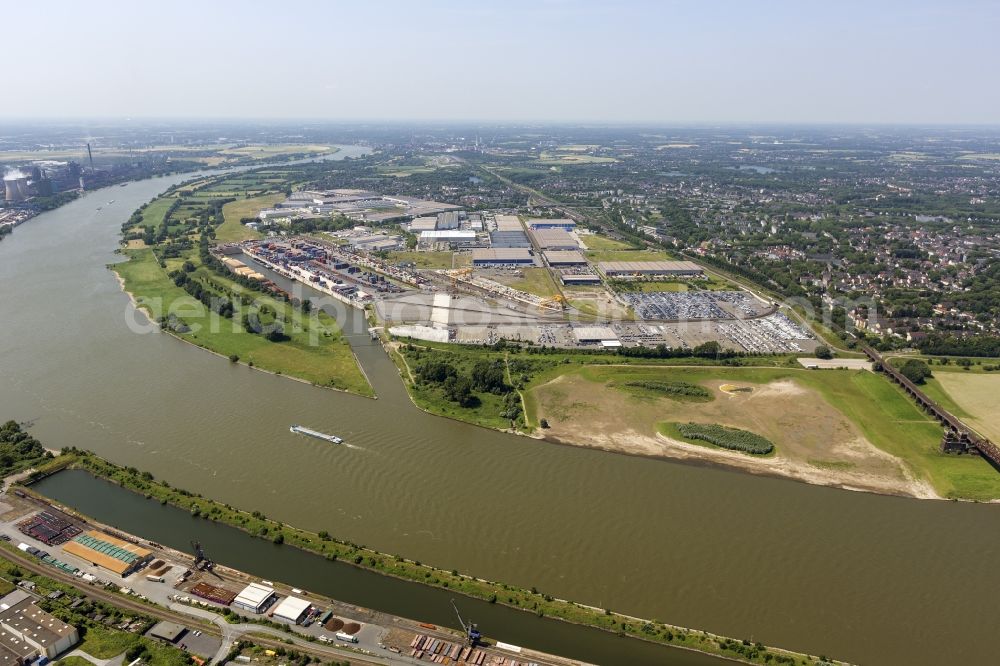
0,421,52,476
114,245,371,396
666,422,775,455
615,380,712,401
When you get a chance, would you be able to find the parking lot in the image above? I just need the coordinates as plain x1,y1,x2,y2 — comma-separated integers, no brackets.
620,290,769,321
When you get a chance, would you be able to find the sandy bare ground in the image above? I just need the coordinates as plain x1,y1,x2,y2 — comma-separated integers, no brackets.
533,374,939,499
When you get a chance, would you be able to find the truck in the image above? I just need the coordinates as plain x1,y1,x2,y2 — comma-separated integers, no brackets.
16,543,30,552
145,575,164,583
335,632,359,644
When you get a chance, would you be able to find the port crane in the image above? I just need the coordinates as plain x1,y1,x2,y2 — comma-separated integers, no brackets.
190,540,214,571
451,599,481,646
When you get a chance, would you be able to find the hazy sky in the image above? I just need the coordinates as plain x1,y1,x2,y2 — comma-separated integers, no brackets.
5,0,998,124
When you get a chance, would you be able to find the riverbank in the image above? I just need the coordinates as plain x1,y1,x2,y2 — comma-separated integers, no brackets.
113,169,373,396
21,451,846,666
390,341,1000,501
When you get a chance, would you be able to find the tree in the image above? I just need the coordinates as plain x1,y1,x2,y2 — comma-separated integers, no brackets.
899,359,932,384
814,345,833,359
692,341,720,358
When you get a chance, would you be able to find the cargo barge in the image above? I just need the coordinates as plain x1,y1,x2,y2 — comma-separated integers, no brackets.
289,425,343,444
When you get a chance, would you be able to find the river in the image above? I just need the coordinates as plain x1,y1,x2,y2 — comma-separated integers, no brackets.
2,148,1000,665
33,469,726,666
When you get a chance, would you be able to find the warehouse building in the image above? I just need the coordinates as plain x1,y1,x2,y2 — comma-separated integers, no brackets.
418,230,478,247
271,596,312,624
597,260,703,279
409,217,438,232
489,231,531,248
494,215,524,232
0,598,79,659
472,248,534,266
572,326,621,347
62,531,152,577
543,250,588,266
560,273,601,286
233,583,276,614
527,218,576,231
436,211,460,230
0,626,39,666
531,229,579,251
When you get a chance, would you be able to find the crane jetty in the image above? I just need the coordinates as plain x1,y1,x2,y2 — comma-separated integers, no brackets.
289,425,343,445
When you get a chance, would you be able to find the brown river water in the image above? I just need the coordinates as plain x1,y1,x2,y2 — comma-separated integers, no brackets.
3,150,999,665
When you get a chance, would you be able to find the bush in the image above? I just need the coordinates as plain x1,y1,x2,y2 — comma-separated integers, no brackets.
814,345,833,360
620,380,712,400
674,422,775,455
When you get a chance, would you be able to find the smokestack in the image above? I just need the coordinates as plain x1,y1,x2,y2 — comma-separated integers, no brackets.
87,143,94,171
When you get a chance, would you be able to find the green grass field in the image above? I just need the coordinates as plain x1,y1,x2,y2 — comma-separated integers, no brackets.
114,248,372,396
387,250,456,269
579,234,635,251
138,196,177,229
216,193,283,242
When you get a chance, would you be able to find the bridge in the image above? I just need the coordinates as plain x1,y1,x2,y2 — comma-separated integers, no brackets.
861,345,1000,468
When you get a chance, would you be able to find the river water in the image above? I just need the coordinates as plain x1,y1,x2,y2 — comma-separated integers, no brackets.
34,469,725,666
3,148,1000,665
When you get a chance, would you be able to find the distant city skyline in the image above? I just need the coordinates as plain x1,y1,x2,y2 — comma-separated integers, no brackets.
5,0,999,124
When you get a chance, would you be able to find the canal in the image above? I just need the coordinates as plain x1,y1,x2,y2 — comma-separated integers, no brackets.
32,469,727,666
2,152,1000,665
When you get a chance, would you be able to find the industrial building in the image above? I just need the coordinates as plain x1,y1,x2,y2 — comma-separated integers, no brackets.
0,626,39,666
62,531,152,577
0,597,79,659
489,231,531,248
494,215,524,232
436,211,460,229
543,250,588,266
147,622,187,644
472,248,534,266
271,596,312,624
531,229,579,251
560,273,602,285
527,218,576,231
597,260,703,279
409,217,438,232
572,326,621,347
419,230,478,248
233,583,276,614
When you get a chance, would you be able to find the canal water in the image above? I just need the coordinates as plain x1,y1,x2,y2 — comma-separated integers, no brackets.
3,149,1000,665
33,469,726,666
